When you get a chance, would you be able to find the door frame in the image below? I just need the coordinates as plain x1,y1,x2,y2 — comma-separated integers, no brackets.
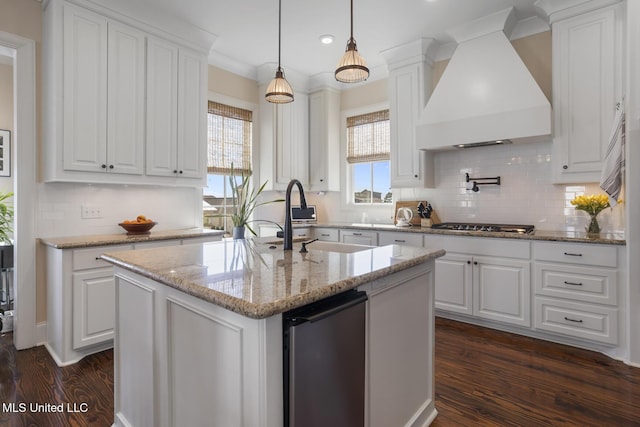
0,30,37,350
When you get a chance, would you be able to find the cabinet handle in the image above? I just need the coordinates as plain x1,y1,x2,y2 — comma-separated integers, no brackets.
563,165,568,170
414,174,418,178
473,261,478,265
564,281,583,286
563,252,583,257
353,233,362,236
109,164,114,169
564,316,583,323
320,179,324,182
173,170,178,174
179,170,183,174
101,164,107,169
95,257,101,260
467,260,471,264
321,234,330,237
394,239,406,243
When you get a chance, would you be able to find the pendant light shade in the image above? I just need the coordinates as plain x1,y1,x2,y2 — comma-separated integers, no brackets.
266,0,294,103
335,0,369,83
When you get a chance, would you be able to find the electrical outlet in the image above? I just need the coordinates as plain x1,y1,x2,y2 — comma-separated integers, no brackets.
81,205,103,219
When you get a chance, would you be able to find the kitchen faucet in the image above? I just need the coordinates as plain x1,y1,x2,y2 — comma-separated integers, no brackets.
284,179,307,250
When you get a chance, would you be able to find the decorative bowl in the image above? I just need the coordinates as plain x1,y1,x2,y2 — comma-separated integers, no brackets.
118,221,157,235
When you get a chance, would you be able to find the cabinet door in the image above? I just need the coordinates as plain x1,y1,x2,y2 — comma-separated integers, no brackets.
434,253,472,315
146,37,179,177
275,97,309,188
552,5,621,183
177,48,206,179
63,4,108,173
308,90,340,191
107,21,145,175
72,267,115,349
473,256,531,327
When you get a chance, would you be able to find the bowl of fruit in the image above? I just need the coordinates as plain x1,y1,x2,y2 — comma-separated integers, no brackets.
118,215,157,235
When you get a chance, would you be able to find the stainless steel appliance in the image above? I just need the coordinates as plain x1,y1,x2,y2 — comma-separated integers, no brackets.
283,290,367,427
431,222,535,234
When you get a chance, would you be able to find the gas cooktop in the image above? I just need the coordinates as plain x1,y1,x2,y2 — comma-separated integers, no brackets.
431,222,535,234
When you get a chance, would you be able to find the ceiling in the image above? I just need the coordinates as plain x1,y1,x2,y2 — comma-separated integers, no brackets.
94,0,549,81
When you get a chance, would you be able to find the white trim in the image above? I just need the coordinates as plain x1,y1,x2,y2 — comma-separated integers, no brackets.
0,31,37,350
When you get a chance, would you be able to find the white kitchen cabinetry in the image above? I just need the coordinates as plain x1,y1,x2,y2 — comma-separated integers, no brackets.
533,241,620,345
259,91,310,191
312,228,339,242
146,39,206,181
378,231,423,247
43,0,208,186
62,4,144,175
340,230,378,246
430,235,531,327
549,3,624,183
382,39,435,188
45,234,223,366
308,89,341,192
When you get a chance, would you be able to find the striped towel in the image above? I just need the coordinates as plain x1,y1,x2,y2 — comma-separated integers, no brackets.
600,103,625,207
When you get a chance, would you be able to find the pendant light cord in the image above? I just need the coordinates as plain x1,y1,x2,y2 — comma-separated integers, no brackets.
278,0,282,68
350,0,354,40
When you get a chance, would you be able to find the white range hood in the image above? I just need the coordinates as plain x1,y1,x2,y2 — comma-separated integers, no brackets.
417,8,551,150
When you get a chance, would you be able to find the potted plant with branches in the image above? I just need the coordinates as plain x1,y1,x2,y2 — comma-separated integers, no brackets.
0,192,14,246
223,167,283,239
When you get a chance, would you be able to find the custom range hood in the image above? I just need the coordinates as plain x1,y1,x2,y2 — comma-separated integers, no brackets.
417,8,551,150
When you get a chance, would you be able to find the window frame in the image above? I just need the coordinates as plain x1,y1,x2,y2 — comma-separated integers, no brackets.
341,103,392,208
204,93,259,232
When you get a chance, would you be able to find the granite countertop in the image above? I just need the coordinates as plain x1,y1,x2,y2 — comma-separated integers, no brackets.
101,239,445,319
39,228,225,249
297,223,626,245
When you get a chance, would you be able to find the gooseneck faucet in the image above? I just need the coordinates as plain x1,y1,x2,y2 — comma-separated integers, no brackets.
284,179,307,250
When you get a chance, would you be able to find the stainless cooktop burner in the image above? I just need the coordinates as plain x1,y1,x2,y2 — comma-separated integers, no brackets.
431,222,535,234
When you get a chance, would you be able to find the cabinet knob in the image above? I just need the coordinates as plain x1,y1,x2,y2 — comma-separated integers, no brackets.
179,170,183,174
173,170,178,174
320,179,324,182
467,260,471,264
473,261,478,265
101,164,107,169
109,165,114,169
563,165,568,170
414,174,418,178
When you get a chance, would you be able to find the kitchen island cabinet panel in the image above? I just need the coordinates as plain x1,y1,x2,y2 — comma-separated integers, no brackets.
378,231,423,247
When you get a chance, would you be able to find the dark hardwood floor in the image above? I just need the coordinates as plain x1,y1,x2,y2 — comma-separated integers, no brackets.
0,318,638,426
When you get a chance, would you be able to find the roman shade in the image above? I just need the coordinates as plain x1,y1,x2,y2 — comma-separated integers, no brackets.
346,109,390,164
207,101,252,175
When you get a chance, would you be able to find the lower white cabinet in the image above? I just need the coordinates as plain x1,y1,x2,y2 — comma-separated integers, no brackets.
532,241,620,345
430,235,531,328
44,233,223,366
340,230,378,246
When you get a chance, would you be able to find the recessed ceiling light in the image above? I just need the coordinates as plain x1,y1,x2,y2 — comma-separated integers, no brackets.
319,35,334,44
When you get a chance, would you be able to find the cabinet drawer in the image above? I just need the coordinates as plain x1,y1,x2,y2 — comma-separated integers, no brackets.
73,244,132,270
313,228,339,242
535,263,617,305
340,230,378,246
378,232,423,247
425,235,529,259
534,297,617,345
134,240,180,250
533,242,617,267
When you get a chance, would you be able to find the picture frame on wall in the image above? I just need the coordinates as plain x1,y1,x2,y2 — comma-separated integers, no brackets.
0,130,10,177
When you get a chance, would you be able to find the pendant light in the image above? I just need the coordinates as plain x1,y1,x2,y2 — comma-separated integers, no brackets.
265,0,294,103
335,0,369,83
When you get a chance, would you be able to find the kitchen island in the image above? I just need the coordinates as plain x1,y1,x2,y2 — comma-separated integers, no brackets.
102,238,445,427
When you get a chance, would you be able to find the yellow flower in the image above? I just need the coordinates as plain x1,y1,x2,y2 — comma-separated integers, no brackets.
570,194,619,216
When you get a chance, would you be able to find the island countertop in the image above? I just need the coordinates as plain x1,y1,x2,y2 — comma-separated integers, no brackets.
101,239,445,319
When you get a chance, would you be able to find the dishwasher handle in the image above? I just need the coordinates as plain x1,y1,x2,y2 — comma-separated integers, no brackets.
289,293,367,324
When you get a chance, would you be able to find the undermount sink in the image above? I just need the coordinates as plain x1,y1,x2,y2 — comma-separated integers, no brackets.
300,241,373,253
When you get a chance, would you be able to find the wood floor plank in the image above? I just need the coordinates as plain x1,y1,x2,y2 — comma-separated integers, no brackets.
1,317,639,426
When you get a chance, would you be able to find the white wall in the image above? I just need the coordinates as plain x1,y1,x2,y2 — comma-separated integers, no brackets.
36,183,203,238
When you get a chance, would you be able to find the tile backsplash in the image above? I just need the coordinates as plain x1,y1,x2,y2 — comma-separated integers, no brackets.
270,139,625,234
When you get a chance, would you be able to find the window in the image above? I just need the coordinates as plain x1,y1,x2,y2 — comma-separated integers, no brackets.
347,109,392,204
204,101,253,231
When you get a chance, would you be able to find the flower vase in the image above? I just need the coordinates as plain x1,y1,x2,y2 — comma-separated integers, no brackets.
232,226,246,240
586,214,600,236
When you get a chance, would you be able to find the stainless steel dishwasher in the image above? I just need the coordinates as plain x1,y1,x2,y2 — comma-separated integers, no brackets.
283,289,367,427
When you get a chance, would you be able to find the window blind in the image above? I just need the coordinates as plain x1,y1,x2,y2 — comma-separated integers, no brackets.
346,109,390,164
207,101,253,175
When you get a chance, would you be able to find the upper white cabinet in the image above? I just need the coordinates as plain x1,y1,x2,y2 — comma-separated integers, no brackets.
43,0,209,186
382,39,435,188
62,4,144,175
146,40,207,180
259,92,310,191
548,2,624,183
308,88,341,192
